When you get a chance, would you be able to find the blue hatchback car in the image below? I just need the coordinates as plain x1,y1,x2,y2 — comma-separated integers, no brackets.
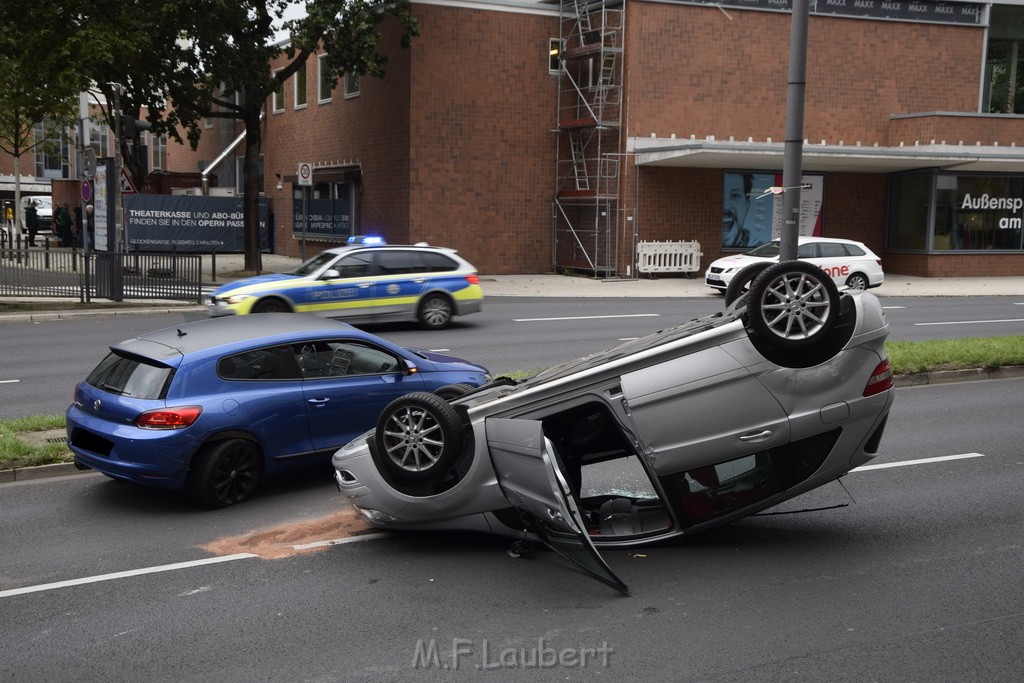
66,314,489,508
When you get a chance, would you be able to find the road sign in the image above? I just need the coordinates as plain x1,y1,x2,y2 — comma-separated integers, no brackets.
81,179,92,203
297,162,312,186
119,168,138,195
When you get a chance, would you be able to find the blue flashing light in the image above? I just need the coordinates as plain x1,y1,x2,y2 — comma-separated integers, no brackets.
347,235,386,245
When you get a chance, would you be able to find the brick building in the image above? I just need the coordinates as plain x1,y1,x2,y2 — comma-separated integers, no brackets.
9,0,1024,277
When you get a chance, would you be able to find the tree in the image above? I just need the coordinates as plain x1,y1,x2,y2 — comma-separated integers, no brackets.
0,5,85,231
78,0,418,271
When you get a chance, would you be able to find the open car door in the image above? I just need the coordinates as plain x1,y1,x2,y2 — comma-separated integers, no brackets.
486,417,629,595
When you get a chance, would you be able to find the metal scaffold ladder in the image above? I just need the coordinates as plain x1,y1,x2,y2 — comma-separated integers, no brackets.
553,0,627,278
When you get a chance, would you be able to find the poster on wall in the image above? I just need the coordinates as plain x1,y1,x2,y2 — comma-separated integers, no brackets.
93,159,112,252
721,171,824,249
292,183,353,240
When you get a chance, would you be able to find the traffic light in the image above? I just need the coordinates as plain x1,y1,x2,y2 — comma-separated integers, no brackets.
118,115,152,139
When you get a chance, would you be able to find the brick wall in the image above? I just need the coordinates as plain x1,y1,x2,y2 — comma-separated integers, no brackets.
407,6,559,274
624,4,984,145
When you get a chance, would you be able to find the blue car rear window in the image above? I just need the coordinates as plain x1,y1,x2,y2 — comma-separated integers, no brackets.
86,352,173,399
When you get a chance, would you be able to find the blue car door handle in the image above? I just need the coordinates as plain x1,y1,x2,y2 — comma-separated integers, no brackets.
307,397,330,406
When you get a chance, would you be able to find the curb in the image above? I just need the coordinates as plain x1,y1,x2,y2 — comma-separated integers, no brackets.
0,462,92,484
894,364,1024,386
0,305,205,324
3,366,1021,484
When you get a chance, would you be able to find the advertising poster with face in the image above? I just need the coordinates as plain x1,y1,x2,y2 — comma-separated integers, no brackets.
722,171,824,249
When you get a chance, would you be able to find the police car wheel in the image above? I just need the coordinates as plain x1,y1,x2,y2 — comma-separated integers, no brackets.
375,392,464,481
724,262,772,308
746,260,840,350
418,294,453,330
252,298,291,314
845,272,869,290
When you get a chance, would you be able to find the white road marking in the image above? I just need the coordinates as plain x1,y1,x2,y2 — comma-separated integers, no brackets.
852,452,984,472
882,306,906,309
292,532,389,550
428,349,450,353
0,553,257,599
1,533,392,599
514,313,660,323
0,379,20,384
915,318,1024,326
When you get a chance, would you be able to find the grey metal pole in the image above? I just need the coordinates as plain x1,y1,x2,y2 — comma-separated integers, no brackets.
780,0,809,263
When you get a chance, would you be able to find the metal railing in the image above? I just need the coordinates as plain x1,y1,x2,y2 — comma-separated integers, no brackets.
0,237,202,303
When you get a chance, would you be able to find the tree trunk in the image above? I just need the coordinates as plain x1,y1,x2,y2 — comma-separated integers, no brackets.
242,109,263,273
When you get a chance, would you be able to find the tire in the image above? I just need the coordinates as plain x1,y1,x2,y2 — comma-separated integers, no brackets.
188,439,264,508
252,298,291,314
724,262,772,307
845,272,869,290
433,383,476,400
375,392,464,481
746,260,840,350
417,293,454,330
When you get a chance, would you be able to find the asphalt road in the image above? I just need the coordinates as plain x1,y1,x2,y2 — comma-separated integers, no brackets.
1,295,1023,419
1,378,1021,680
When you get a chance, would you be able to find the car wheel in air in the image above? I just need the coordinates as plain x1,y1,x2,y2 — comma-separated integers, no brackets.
724,262,772,307
417,294,453,330
252,298,291,314
188,439,264,508
433,383,476,401
845,272,869,290
746,260,840,350
375,392,464,481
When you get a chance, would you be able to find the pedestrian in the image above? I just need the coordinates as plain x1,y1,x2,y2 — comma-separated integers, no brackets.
55,201,73,246
4,204,12,229
84,204,95,251
26,201,39,246
73,204,83,247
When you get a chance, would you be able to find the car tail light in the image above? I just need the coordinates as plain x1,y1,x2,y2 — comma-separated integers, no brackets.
863,360,894,397
465,274,480,285
135,406,203,429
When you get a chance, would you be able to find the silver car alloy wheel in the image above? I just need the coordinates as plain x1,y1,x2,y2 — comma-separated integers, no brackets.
758,270,832,341
382,405,446,473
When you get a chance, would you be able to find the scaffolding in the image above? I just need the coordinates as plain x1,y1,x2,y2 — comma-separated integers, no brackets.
553,0,626,277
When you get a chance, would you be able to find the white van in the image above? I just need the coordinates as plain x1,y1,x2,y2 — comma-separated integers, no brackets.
20,196,53,233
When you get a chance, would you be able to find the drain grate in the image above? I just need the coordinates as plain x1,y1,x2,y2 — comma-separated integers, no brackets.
46,436,68,444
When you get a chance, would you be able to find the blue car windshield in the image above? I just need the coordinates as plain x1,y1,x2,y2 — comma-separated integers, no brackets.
287,251,339,276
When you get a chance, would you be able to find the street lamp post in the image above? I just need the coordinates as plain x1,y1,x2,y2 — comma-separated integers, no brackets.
780,0,809,262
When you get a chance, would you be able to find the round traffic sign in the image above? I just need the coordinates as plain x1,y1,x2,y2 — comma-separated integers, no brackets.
81,179,92,203
298,162,312,185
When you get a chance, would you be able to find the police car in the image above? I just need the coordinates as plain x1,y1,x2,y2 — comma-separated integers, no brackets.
208,240,483,329
705,236,884,294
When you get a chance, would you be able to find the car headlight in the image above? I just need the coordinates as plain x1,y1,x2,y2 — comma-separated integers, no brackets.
223,294,252,305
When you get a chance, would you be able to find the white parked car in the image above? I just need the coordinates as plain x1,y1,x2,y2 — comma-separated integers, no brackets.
705,236,884,294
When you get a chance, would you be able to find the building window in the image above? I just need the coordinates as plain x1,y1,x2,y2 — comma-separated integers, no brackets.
151,134,167,171
33,124,69,179
89,123,110,158
344,72,360,99
888,172,1024,251
318,54,332,103
236,155,265,195
272,70,285,113
983,6,1024,114
294,63,307,109
549,38,562,74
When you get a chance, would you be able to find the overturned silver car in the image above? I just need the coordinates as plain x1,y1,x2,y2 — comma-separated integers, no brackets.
332,261,895,592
